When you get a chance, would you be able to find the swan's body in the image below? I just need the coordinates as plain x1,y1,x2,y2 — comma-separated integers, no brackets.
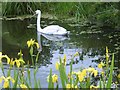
35,10,68,35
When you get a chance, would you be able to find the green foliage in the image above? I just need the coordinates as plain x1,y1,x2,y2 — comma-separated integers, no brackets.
13,70,19,88
48,69,53,88
2,2,41,16
59,57,68,88
50,2,77,17
2,2,120,30
106,53,114,88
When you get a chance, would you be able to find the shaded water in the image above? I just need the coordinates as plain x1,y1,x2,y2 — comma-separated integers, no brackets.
2,18,120,87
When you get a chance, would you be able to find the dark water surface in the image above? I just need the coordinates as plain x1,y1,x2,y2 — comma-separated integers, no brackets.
2,18,120,87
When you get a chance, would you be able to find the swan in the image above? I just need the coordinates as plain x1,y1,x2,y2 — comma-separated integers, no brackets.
35,10,69,35
37,32,42,52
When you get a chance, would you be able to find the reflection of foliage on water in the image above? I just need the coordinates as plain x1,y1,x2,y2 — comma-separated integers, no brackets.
37,46,52,66
2,19,37,47
106,31,120,68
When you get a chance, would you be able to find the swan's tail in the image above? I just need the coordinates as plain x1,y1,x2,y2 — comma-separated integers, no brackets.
64,31,70,37
67,31,70,35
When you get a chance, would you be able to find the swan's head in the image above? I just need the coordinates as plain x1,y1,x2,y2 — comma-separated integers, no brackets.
35,10,41,15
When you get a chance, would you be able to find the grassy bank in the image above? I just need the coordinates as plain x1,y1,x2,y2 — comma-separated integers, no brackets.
2,2,120,30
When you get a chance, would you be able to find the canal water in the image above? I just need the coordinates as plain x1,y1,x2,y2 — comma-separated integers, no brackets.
2,17,120,87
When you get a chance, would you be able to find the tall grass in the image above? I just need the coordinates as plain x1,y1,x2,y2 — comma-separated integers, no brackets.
2,2,41,16
2,2,120,30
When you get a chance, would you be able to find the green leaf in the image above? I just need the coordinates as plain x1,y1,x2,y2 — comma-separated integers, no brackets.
59,62,67,88
80,81,85,88
99,78,104,88
24,77,31,88
30,46,33,56
86,77,90,88
59,64,66,88
70,58,73,86
27,69,31,86
7,67,11,77
34,67,38,88
48,68,53,88
36,52,40,62
74,75,79,87
106,53,114,88
30,46,34,65
13,70,19,88
38,79,41,88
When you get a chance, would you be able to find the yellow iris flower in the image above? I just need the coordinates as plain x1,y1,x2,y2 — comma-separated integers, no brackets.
74,52,79,57
106,46,109,61
106,53,109,61
20,84,28,88
62,54,67,66
66,83,77,88
18,50,23,57
27,39,39,49
68,73,73,79
13,58,25,68
35,42,40,49
0,52,10,64
81,69,87,77
106,46,108,53
0,52,2,63
66,84,73,88
27,39,35,47
0,76,15,88
52,74,58,83
86,67,95,72
98,64,102,69
117,74,120,79
77,72,84,82
47,74,58,83
101,71,105,77
55,61,60,70
9,58,14,66
98,62,104,69
84,67,98,77
90,85,99,88
93,70,98,77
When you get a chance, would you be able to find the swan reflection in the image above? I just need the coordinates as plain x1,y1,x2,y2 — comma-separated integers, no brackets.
37,32,69,52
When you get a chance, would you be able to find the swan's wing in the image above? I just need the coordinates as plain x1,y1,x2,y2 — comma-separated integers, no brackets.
42,25,67,35
43,25,59,33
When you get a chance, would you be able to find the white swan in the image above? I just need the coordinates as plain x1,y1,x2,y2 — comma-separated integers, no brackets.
35,10,68,35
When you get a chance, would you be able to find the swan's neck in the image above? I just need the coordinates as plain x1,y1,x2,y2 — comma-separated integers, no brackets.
37,13,42,31
37,33,42,52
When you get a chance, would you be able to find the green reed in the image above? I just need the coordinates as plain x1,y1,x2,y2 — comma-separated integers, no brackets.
2,2,41,16
2,2,120,30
